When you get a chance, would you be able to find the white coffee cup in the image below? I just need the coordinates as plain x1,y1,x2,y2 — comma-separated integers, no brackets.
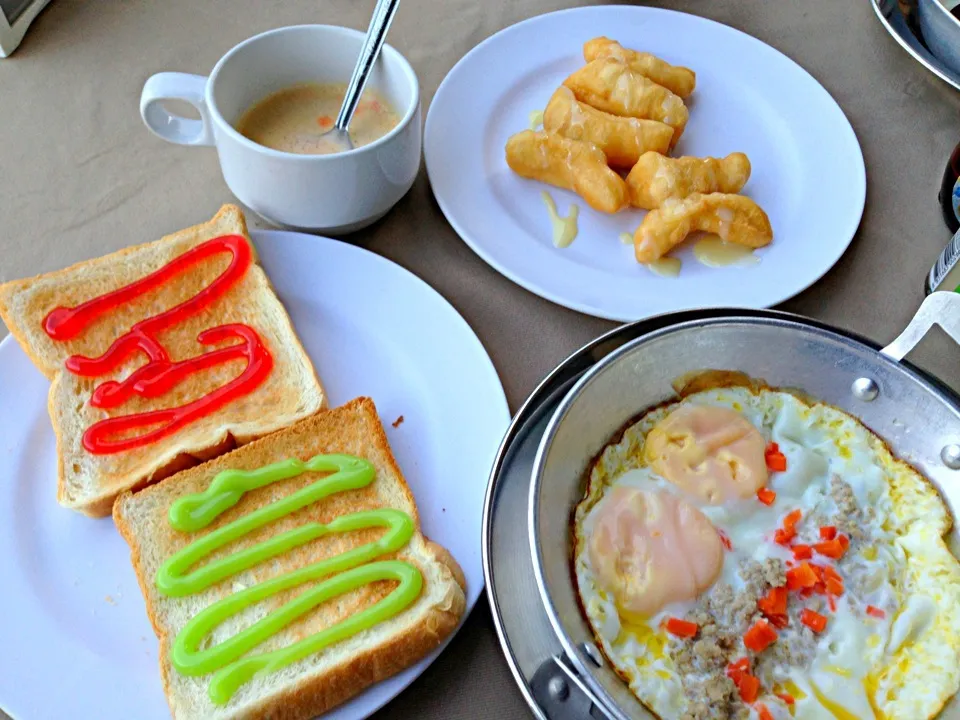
140,25,421,234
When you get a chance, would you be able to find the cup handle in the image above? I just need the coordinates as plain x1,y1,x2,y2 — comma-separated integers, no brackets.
140,72,215,146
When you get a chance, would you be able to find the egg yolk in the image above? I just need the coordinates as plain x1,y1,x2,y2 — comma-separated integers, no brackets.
643,404,768,504
588,485,723,618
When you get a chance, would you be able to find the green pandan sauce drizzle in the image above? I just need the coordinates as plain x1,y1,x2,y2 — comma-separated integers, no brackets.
154,453,421,705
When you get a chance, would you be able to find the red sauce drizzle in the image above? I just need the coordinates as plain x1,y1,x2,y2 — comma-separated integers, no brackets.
43,234,273,455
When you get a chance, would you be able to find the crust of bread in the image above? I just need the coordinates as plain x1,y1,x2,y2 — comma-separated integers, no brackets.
113,397,466,720
0,205,325,516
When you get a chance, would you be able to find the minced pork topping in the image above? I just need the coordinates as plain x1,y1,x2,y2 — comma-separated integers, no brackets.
667,477,877,719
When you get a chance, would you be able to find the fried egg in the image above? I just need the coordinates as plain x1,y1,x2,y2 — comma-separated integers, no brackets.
572,387,960,720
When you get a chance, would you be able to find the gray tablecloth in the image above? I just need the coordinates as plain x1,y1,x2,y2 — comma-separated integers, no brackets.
1,0,958,717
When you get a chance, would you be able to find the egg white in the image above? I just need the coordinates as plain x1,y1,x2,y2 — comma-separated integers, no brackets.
573,387,960,720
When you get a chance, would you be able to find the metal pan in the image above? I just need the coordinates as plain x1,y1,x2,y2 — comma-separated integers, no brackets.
523,291,960,719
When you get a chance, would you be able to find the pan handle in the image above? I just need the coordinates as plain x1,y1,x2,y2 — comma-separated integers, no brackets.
881,291,960,362
530,654,613,720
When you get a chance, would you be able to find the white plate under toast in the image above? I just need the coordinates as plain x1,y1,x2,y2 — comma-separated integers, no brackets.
0,230,510,720
424,5,867,321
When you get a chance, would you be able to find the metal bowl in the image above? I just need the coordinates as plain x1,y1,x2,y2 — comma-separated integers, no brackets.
526,291,960,719
919,0,960,75
871,0,960,92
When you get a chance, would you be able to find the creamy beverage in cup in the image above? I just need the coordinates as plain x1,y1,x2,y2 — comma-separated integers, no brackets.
140,25,421,234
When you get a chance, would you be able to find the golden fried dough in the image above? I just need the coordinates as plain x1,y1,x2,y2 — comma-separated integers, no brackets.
627,152,752,209
583,37,696,98
505,129,628,214
563,59,688,144
632,193,772,263
543,87,673,169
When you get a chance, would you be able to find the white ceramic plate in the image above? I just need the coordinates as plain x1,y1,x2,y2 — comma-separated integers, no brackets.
424,5,867,321
0,230,509,720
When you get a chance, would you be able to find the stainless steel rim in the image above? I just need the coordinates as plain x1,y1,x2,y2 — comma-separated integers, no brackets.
871,0,960,91
482,320,639,719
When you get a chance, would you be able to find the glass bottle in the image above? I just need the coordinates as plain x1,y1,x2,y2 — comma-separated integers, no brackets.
939,139,960,234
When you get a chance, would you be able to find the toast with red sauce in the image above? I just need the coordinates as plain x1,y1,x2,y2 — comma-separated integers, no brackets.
0,205,326,516
113,397,466,720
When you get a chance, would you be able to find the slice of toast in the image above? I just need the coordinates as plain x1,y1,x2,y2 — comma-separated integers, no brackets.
114,397,467,720
0,205,325,516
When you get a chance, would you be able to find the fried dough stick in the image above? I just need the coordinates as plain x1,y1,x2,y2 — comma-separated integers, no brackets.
543,87,673,169
563,59,688,144
505,130,628,213
633,193,772,263
627,152,752,209
583,37,696,98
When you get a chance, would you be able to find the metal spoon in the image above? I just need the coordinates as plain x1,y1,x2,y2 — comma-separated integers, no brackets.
321,0,401,152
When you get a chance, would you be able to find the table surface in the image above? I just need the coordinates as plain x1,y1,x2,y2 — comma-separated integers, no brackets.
1,0,959,718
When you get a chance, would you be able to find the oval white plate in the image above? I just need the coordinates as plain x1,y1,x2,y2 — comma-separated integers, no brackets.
424,5,866,321
0,230,509,720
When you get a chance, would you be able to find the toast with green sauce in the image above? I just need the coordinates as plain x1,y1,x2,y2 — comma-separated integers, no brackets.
114,397,466,720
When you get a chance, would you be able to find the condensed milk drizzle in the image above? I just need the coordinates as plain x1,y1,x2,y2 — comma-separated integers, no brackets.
541,191,579,248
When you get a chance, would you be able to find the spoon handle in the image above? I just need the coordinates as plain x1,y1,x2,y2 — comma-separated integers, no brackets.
335,0,401,132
